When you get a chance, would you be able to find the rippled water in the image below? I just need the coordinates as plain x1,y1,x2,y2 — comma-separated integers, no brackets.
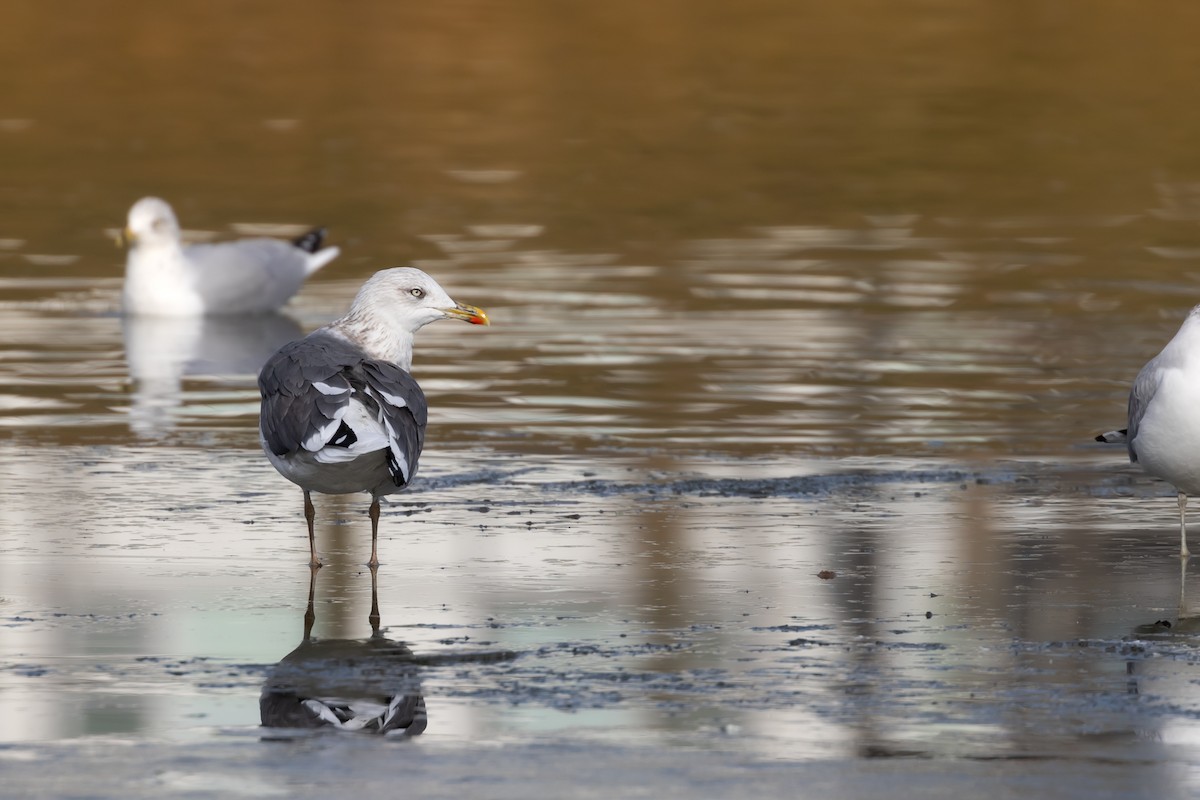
3,210,1199,459
6,2,1200,796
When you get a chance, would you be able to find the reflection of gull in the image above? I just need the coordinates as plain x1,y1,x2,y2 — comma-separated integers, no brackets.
121,196,340,315
1127,558,1194,623
1098,306,1200,557
260,567,427,736
123,313,301,438
258,268,489,567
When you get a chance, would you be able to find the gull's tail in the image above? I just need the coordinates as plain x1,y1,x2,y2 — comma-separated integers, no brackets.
292,227,341,276
293,227,327,253
1095,429,1128,444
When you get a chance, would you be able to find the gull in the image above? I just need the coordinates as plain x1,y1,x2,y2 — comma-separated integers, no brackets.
121,196,340,315
1097,304,1200,557
257,267,489,566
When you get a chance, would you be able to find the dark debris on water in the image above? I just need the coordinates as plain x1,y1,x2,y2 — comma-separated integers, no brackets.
405,463,1035,500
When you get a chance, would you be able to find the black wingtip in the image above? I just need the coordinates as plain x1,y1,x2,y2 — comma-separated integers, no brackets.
386,449,406,487
292,227,327,253
1095,428,1129,443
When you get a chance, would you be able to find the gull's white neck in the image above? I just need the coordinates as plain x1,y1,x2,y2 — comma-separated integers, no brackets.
123,240,198,315
331,312,415,370
128,238,185,269
1161,308,1200,362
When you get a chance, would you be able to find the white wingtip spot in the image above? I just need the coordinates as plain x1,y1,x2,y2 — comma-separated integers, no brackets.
376,390,408,408
391,451,410,483
311,381,348,396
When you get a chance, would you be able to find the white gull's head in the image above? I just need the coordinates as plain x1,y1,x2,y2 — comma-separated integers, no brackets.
333,267,488,367
125,197,181,248
345,267,489,335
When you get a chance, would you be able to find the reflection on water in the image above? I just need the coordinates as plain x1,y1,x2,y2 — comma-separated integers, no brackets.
261,567,426,737
2,439,1200,766
123,312,300,438
6,211,1200,459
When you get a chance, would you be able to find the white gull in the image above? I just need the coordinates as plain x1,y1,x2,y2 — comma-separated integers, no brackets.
121,196,340,315
1097,304,1200,557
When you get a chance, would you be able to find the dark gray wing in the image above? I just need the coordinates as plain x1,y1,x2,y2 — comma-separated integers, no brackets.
258,331,427,486
259,331,358,457
1126,356,1162,463
361,360,428,485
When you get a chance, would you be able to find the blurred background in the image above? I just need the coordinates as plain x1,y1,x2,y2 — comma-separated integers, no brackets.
5,1,1200,457
4,0,1200,778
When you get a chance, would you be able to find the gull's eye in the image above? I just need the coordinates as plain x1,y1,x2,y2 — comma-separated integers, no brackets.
409,287,425,299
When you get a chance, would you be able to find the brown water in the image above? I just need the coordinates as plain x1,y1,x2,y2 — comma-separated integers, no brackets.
4,2,1200,796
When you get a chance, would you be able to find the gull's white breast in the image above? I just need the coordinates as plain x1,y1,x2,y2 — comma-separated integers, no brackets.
123,248,206,315
1135,360,1200,496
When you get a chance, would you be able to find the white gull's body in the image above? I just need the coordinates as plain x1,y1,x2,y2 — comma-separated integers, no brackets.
122,196,340,316
257,267,489,566
1100,305,1200,556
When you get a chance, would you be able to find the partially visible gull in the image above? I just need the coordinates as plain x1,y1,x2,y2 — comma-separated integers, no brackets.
1097,304,1200,557
121,196,340,315
257,267,489,566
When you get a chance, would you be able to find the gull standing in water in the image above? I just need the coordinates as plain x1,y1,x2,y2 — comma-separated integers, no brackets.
1097,305,1200,557
257,267,489,566
121,196,340,315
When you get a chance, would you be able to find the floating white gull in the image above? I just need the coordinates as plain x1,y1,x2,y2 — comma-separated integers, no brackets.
121,196,340,315
258,267,489,566
1097,304,1200,557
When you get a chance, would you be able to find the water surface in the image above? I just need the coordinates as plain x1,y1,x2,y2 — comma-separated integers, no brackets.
4,2,1200,797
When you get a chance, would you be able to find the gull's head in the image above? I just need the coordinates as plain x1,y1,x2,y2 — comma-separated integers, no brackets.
350,267,489,334
123,197,181,248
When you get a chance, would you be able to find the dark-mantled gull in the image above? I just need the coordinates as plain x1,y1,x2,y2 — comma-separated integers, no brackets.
258,267,489,566
1097,304,1200,557
121,196,340,315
